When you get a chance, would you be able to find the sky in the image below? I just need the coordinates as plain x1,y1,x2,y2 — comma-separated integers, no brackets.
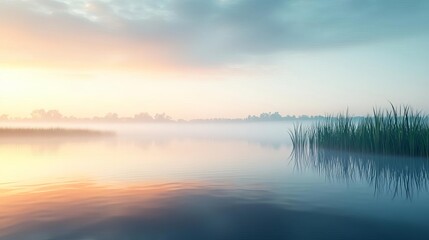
0,0,428,119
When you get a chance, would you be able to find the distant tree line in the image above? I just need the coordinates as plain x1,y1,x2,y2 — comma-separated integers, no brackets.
0,109,174,123
0,109,333,123
245,112,325,122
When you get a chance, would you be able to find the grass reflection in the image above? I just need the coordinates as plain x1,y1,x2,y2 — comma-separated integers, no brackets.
291,148,429,199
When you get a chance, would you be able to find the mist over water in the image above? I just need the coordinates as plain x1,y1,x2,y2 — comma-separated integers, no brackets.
1,122,429,239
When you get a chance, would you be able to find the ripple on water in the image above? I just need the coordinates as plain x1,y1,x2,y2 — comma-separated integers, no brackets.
2,180,429,240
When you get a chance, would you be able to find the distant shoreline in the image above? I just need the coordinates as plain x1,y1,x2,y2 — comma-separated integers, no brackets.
0,117,338,124
0,128,114,138
0,110,330,123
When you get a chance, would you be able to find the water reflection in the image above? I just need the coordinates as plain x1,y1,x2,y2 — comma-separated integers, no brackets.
2,123,429,239
1,181,428,240
0,136,113,154
0,122,294,152
118,123,292,149
0,127,290,187
291,149,429,199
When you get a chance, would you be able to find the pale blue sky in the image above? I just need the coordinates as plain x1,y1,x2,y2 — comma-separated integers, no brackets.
0,0,428,119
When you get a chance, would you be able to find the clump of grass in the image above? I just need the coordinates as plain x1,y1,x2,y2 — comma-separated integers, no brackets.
0,128,113,138
290,105,429,158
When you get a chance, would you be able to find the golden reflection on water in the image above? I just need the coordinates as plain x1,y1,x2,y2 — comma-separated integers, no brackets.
1,125,429,239
0,134,290,186
0,129,291,238
0,181,207,236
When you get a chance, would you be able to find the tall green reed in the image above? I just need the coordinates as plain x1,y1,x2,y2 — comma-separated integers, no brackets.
290,105,429,158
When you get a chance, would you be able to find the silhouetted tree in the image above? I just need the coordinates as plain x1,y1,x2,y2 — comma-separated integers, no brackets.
31,109,63,121
104,113,119,120
154,113,172,122
134,112,154,122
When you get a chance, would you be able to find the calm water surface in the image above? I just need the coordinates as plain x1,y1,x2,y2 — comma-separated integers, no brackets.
1,123,429,240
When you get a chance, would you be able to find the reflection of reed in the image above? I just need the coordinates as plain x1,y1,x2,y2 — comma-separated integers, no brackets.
291,148,429,199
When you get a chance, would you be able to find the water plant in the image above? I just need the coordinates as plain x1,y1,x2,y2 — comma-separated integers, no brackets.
0,128,113,137
289,105,429,158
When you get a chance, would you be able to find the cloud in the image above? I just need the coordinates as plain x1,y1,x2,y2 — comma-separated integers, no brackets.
1,0,428,70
